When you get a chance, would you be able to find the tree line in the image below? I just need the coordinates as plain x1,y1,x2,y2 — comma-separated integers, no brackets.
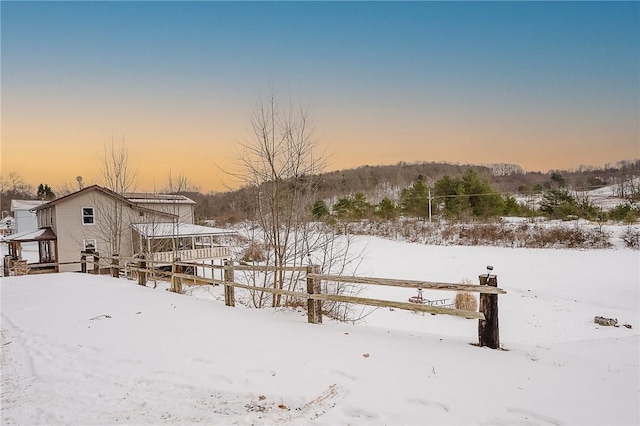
3,160,639,224
306,169,639,224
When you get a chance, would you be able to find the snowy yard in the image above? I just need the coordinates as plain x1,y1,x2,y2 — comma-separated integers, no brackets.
1,236,639,425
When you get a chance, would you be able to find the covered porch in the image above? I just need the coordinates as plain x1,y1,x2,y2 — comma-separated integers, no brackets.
2,227,58,276
131,222,236,264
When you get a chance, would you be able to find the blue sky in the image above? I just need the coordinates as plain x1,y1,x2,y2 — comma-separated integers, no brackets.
2,1,638,191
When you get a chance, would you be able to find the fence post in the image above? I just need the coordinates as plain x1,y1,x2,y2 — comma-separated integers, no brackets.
80,254,87,273
138,255,147,286
223,259,235,307
93,252,100,274
111,254,119,278
171,257,183,293
306,264,322,324
478,273,500,349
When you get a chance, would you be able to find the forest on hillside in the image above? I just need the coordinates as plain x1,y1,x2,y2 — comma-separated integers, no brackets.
2,159,640,224
203,159,640,224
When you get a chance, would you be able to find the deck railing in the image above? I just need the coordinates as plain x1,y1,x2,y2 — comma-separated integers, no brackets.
150,246,232,263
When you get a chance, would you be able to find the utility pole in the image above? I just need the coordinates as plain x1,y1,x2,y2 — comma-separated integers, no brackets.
428,186,432,223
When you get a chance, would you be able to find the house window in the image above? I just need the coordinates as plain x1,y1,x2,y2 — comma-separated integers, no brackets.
82,207,95,225
83,239,97,252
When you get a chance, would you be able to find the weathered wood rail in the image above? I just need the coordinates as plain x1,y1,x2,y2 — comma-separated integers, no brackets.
308,273,507,294
5,252,506,349
133,257,506,348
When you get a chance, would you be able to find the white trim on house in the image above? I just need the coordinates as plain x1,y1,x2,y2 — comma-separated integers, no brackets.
83,239,97,251
82,207,95,225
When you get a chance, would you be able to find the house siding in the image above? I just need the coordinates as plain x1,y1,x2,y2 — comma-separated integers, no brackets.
14,208,38,234
44,189,171,272
134,202,194,224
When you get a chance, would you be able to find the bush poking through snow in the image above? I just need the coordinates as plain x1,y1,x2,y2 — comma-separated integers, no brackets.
620,226,640,250
455,291,477,311
331,218,615,249
240,243,267,263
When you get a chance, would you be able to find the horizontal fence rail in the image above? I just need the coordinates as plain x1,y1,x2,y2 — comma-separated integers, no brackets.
164,259,504,346
176,260,504,348
308,273,507,295
308,293,484,319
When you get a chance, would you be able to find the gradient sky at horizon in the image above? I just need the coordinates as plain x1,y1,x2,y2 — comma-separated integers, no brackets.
2,1,638,192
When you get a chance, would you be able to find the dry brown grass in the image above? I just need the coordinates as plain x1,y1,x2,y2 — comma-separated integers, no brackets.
456,279,478,311
241,243,267,262
455,291,478,311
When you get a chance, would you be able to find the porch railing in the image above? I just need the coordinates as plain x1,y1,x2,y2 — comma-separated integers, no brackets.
150,246,232,264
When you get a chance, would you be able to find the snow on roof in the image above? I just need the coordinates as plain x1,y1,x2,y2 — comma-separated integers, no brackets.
126,193,196,205
132,222,236,239
10,200,43,211
2,227,56,242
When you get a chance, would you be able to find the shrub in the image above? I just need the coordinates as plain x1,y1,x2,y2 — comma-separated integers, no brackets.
609,202,640,223
241,242,266,262
621,226,640,250
455,291,478,311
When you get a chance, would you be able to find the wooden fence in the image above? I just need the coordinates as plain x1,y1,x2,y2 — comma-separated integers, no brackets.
132,256,506,349
4,252,506,349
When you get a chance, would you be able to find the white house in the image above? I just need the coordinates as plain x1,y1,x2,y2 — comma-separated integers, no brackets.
10,200,42,234
0,215,16,236
3,185,234,274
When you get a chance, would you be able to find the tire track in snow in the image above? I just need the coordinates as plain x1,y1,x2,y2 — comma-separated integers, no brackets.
1,315,39,425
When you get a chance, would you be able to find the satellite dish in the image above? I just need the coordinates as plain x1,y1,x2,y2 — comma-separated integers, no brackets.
76,176,84,189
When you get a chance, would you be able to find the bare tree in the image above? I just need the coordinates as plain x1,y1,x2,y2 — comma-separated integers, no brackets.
0,172,35,212
229,92,367,320
233,91,328,307
163,170,199,194
54,179,86,197
93,138,139,256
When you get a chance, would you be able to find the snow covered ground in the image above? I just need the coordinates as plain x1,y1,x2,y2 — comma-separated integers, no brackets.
513,177,639,212
1,237,639,425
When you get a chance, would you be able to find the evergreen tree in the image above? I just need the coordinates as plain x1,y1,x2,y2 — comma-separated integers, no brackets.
434,175,469,218
461,169,503,217
311,199,329,219
433,169,502,219
539,189,578,219
331,193,372,221
400,175,431,220
376,197,398,220
351,192,372,220
502,195,522,216
332,197,354,221
37,183,55,200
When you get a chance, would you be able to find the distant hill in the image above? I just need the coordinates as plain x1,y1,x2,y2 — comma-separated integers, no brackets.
203,160,640,223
